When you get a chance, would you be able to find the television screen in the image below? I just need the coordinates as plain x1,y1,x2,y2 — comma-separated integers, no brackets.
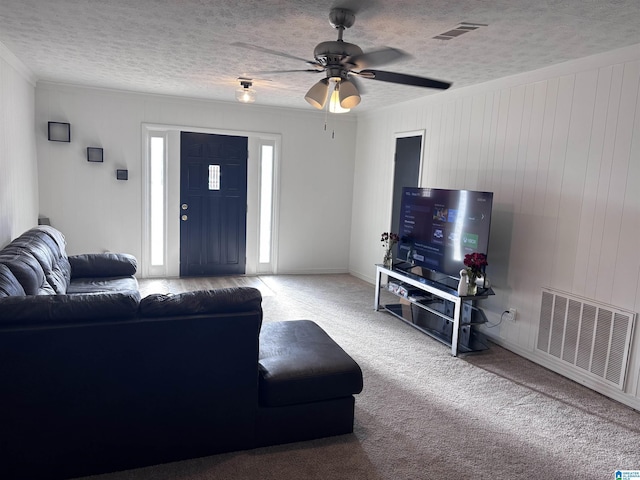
397,187,493,280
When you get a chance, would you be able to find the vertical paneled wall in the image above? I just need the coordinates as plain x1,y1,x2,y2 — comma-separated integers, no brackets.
0,44,38,247
350,44,640,408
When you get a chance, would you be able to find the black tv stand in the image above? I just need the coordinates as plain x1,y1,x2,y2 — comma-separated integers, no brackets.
374,264,494,356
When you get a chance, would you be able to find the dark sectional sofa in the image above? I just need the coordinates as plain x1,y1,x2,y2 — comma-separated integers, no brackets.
0,226,363,480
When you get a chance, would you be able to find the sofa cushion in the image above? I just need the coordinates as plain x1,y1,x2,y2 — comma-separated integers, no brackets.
0,291,141,326
139,287,262,323
0,251,50,295
37,225,67,253
7,229,71,294
69,253,138,278
0,264,26,297
38,226,72,291
67,276,139,295
258,320,363,407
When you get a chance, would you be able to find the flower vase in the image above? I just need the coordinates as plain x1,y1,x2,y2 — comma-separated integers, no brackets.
467,273,478,295
383,249,393,269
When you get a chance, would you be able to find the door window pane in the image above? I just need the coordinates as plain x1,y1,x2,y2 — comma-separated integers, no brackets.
208,165,220,190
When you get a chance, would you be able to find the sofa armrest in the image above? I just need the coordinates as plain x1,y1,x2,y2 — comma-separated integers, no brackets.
69,253,138,278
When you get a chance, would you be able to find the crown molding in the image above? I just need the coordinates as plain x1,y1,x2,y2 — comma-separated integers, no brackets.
0,41,37,86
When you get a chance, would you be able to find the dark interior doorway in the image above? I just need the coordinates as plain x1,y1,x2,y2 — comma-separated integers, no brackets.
390,134,422,258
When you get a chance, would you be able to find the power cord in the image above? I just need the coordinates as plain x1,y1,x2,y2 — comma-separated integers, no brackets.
485,310,508,328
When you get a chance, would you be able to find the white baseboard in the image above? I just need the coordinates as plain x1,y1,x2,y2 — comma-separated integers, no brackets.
486,335,640,412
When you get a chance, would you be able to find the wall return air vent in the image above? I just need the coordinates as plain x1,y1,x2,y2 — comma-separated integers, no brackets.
536,288,636,391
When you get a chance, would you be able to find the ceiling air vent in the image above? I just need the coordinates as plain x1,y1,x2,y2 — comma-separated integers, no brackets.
433,22,487,41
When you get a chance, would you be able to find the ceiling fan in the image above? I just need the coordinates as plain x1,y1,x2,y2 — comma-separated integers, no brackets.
232,6,451,111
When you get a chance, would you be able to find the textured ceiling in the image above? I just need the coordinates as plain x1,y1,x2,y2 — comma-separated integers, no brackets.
1,0,639,112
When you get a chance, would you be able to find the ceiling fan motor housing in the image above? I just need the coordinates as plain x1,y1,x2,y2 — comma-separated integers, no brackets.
325,66,350,81
314,41,363,66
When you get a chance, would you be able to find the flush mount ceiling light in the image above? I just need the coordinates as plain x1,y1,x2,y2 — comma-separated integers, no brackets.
235,78,256,103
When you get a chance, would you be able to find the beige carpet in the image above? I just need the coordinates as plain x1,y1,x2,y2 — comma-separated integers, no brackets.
83,274,640,480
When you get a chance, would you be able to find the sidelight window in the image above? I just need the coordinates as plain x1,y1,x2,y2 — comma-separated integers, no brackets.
150,136,165,266
259,144,274,264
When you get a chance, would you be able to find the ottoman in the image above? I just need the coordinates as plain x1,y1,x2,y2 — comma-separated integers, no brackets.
256,320,363,446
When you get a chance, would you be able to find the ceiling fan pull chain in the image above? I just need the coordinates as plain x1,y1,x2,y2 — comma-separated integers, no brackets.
324,97,329,131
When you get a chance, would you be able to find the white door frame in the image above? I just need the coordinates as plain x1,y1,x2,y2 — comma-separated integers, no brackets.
141,123,281,278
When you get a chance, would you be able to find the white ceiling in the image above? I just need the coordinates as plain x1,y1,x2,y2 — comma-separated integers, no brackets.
1,0,639,112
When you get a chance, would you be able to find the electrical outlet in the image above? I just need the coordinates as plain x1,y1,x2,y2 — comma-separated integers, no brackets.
505,308,517,322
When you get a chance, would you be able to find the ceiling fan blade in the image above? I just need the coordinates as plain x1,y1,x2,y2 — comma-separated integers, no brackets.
253,69,325,75
231,42,320,67
359,70,452,90
348,47,409,70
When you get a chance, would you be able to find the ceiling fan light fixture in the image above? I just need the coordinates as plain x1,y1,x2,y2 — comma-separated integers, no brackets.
338,79,360,109
304,78,330,109
329,83,350,113
234,7,453,111
236,79,256,103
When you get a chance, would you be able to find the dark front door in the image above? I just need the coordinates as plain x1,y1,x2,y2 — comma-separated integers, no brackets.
180,132,248,276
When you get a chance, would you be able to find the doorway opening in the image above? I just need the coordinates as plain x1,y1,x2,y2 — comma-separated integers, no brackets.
390,131,425,258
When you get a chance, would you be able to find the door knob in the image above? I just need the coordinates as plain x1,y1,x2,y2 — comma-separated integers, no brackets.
181,203,188,210
181,215,188,221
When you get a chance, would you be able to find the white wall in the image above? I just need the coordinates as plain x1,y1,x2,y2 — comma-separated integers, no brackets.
350,44,640,409
0,43,38,247
35,83,357,275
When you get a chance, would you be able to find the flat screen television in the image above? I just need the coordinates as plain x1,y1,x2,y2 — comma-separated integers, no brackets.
396,187,494,288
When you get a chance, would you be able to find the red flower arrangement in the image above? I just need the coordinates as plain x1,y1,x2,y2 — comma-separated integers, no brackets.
464,252,488,280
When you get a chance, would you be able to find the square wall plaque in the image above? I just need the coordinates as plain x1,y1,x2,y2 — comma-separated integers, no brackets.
87,147,103,162
48,122,71,142
116,169,128,180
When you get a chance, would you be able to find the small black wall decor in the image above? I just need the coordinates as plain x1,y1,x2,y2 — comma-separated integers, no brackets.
116,169,128,180
48,122,71,142
87,147,104,162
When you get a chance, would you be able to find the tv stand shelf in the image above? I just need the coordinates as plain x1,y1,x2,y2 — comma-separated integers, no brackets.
374,264,494,356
